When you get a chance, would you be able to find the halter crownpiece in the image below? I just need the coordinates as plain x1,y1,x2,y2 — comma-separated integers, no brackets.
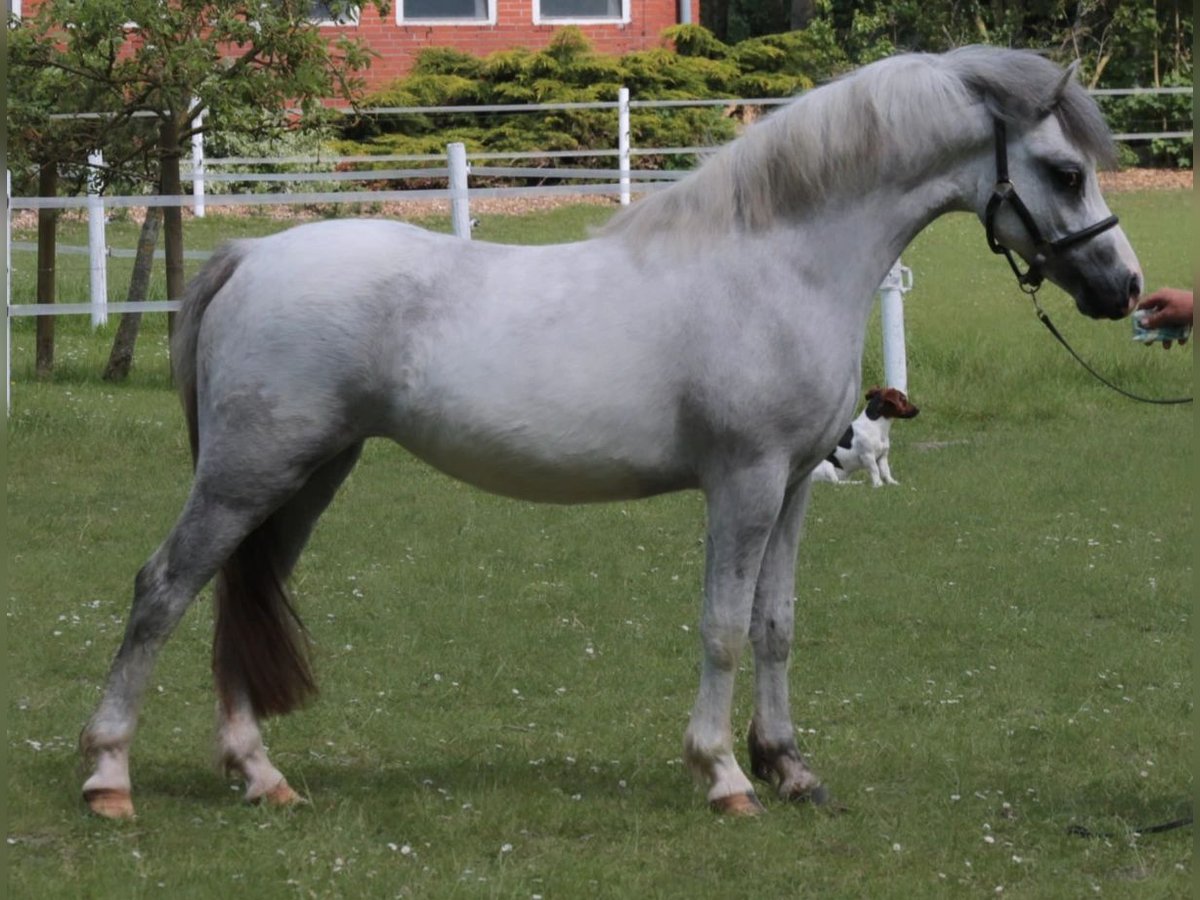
984,118,1120,293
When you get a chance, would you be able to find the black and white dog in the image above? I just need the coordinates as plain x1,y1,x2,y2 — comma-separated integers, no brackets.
812,387,919,486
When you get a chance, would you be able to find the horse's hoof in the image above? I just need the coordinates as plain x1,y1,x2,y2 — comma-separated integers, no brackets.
84,788,136,820
259,779,304,808
710,791,766,817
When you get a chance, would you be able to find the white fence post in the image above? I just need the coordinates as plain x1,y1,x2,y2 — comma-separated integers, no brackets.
447,142,471,240
879,258,913,394
617,87,631,206
87,150,108,328
6,170,12,416
192,103,206,218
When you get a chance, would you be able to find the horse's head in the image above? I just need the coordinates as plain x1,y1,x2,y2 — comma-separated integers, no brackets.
968,57,1141,320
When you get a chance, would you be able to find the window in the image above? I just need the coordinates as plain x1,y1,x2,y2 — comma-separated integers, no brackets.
309,2,359,25
399,0,493,24
534,0,627,22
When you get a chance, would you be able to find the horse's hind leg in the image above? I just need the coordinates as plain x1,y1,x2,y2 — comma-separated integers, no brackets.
214,442,364,806
80,487,294,818
746,477,828,806
80,439,358,818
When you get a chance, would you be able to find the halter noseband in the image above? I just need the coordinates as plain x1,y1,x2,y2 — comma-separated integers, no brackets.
983,118,1119,293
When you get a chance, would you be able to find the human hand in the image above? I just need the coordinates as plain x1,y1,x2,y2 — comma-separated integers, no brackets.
1135,288,1192,348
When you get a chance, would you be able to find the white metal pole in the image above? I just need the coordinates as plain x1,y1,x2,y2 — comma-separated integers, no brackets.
192,104,206,218
447,142,471,240
87,151,108,328
618,87,631,206
879,257,912,394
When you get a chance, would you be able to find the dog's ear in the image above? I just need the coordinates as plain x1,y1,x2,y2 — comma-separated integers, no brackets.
865,386,881,401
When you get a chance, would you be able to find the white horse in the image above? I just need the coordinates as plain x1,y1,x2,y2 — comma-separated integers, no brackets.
81,46,1141,819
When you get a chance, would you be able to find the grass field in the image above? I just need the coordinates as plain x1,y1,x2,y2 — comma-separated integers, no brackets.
6,190,1193,898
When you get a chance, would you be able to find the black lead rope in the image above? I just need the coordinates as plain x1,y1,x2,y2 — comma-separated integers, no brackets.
1032,294,1193,405
1067,809,1193,839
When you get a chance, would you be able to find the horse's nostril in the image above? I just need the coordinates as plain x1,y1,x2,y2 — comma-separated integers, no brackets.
1128,272,1143,300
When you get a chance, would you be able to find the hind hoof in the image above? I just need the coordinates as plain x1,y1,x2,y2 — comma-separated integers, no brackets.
84,788,135,820
257,779,303,808
710,791,766,817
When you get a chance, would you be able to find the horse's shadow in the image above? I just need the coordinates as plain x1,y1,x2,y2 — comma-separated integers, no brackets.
132,752,699,818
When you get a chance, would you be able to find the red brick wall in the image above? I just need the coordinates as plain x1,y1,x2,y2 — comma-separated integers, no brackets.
20,1,700,92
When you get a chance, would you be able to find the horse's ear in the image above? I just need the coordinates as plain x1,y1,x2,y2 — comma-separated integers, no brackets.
1053,59,1081,103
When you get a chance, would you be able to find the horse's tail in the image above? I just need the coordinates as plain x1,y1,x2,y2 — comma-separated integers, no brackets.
172,242,317,719
172,241,244,463
212,523,317,719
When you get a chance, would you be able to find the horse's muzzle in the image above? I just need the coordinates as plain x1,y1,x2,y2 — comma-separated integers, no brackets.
1074,268,1141,320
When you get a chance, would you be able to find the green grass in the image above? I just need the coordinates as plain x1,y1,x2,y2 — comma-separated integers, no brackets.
7,193,1193,898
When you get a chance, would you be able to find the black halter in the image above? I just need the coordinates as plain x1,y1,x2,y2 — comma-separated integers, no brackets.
983,118,1120,293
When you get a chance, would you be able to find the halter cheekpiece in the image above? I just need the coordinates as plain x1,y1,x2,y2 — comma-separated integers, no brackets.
983,118,1120,294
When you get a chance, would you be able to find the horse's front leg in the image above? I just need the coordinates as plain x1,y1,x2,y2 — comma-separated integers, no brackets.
684,459,788,816
747,477,829,805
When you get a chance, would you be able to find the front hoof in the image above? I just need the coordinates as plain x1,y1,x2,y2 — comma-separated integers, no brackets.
84,788,135,820
710,791,766,817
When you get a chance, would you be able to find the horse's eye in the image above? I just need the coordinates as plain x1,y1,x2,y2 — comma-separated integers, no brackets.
1053,167,1084,193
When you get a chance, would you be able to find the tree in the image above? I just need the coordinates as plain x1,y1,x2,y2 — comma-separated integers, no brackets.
790,0,817,31
102,209,161,382
10,0,386,376
8,20,143,376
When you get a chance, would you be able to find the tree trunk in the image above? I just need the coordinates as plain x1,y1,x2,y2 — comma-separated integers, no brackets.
159,116,186,341
102,208,161,382
701,0,730,41
35,163,58,378
789,0,815,30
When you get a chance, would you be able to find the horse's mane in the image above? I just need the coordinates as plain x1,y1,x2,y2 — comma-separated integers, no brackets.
602,46,1115,244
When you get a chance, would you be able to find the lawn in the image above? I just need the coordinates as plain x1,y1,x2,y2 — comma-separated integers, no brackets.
6,190,1192,898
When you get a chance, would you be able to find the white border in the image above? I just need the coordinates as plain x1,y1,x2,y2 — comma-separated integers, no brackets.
533,0,629,25
398,0,496,26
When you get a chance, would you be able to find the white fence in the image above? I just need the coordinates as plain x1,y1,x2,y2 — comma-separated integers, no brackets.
6,86,1191,410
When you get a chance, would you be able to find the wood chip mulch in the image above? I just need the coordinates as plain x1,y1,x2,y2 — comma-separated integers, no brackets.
1098,168,1193,192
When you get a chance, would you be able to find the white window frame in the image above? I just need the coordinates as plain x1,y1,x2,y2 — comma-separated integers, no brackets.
8,0,21,19
533,0,629,25
398,0,496,26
